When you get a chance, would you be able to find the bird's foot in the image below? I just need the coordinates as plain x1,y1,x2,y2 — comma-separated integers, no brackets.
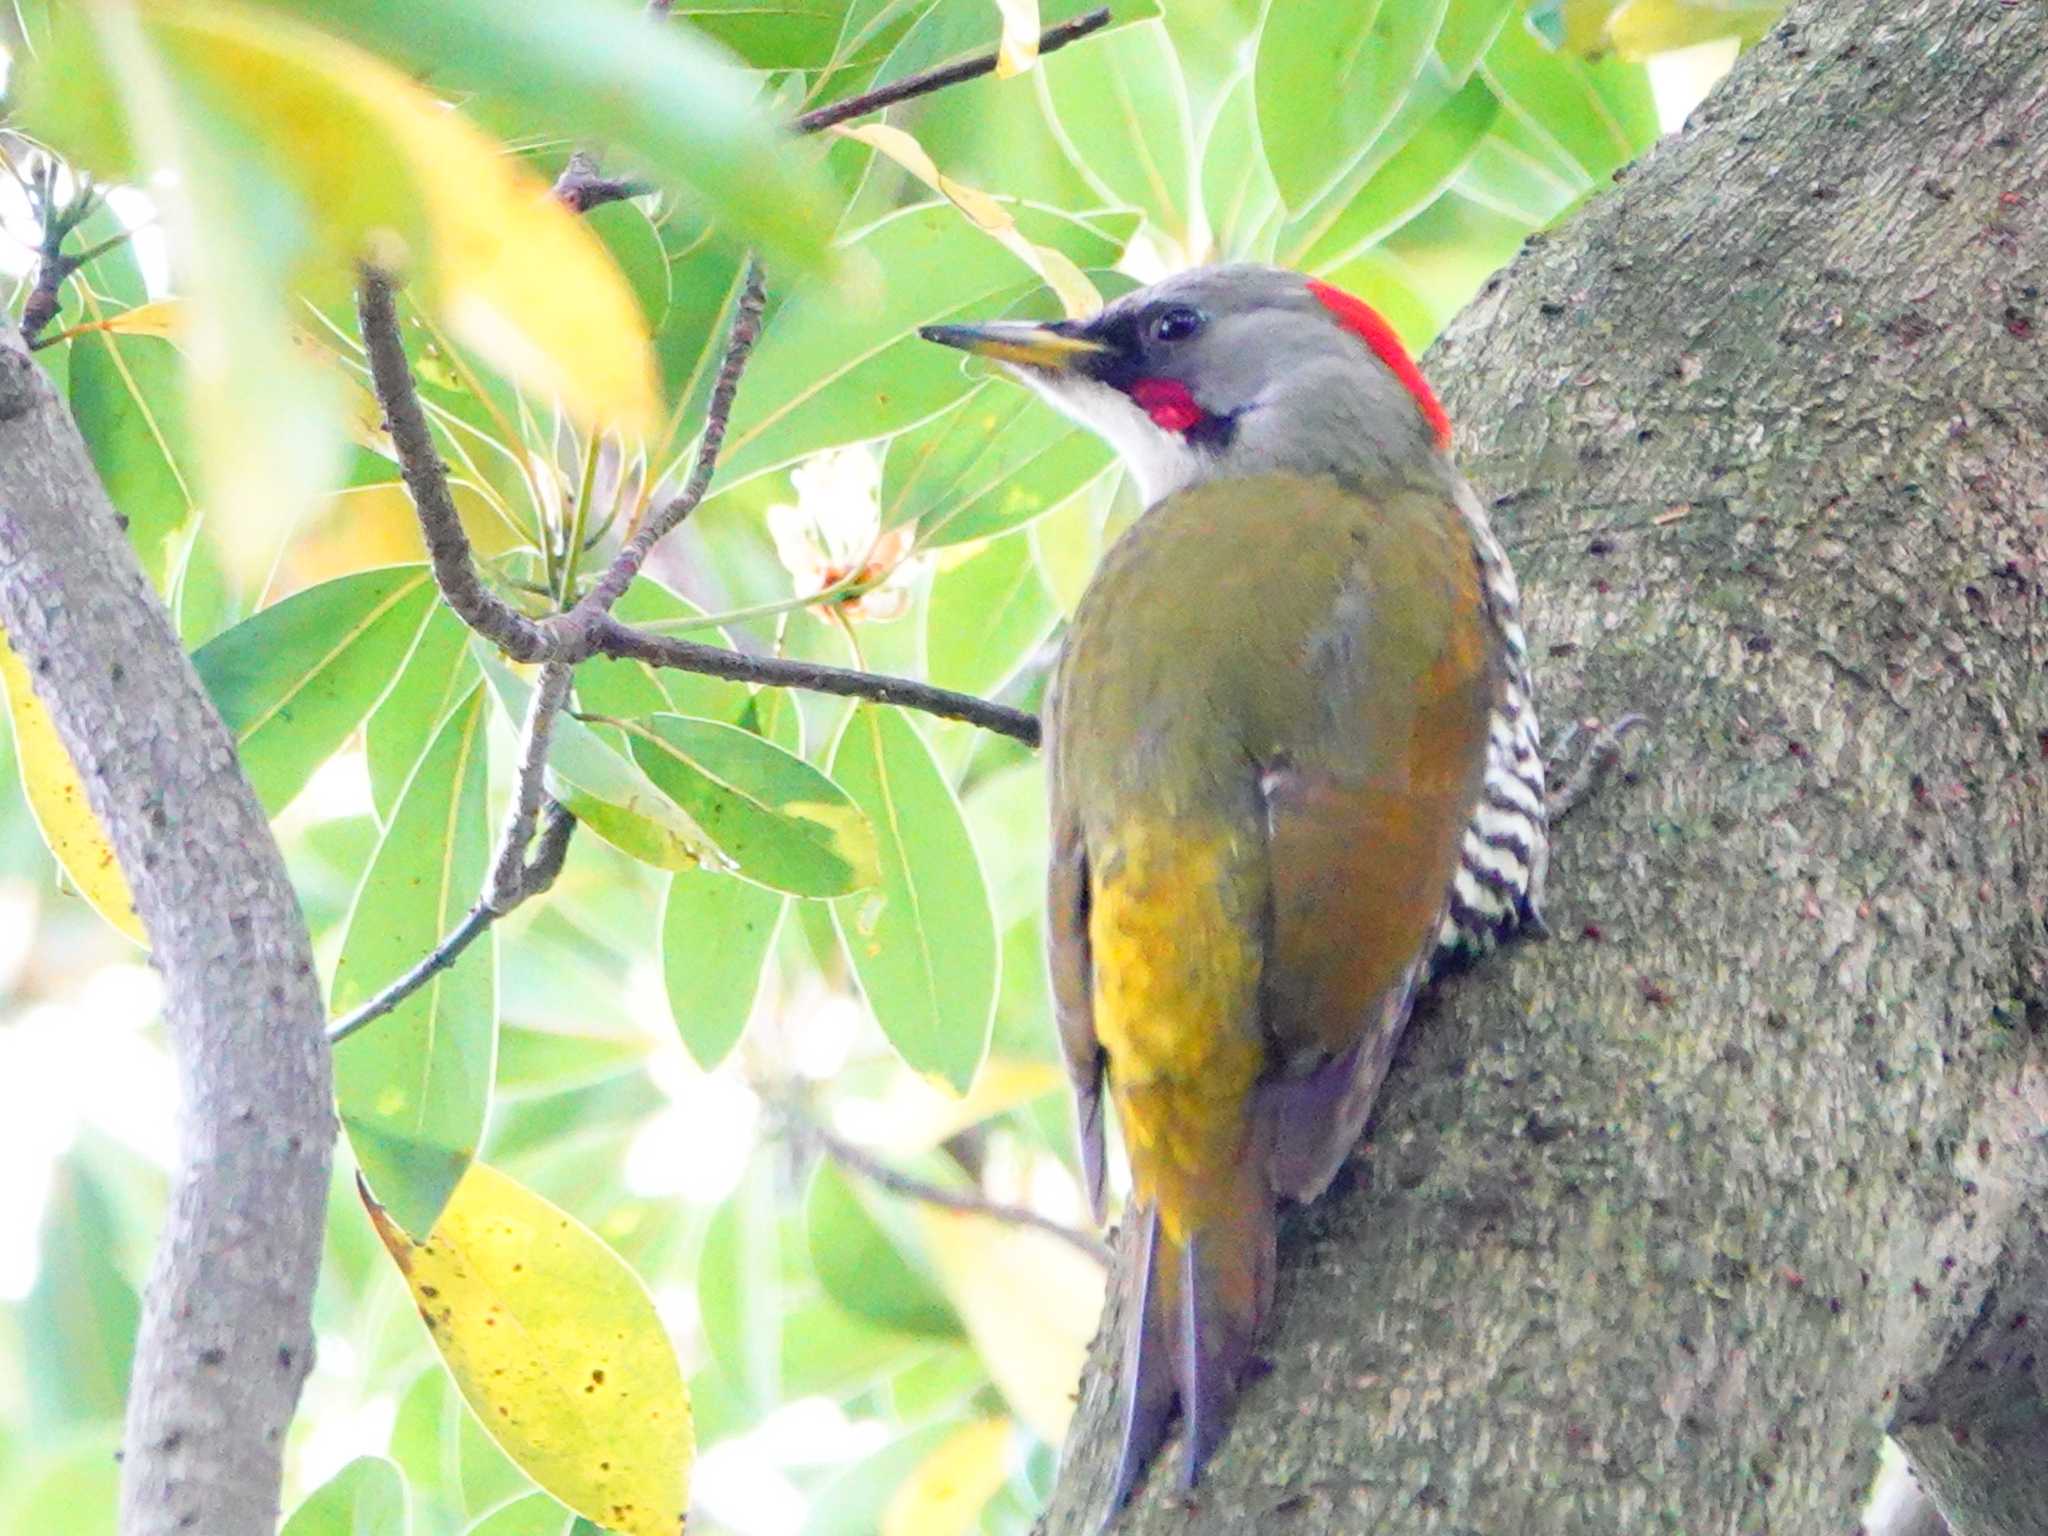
1544,712,1647,822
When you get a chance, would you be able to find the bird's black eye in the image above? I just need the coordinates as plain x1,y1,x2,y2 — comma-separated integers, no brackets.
1148,305,1204,345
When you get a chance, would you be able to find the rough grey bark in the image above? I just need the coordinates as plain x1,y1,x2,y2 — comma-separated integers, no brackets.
0,324,333,1535
1041,3,2047,1533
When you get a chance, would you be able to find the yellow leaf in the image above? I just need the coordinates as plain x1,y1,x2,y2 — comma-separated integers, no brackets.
1606,0,1780,59
992,0,1041,77
882,1418,1013,1536
361,1164,691,1536
40,296,188,346
834,124,1100,319
0,627,145,945
1558,0,1619,54
149,0,661,439
916,1205,1103,1441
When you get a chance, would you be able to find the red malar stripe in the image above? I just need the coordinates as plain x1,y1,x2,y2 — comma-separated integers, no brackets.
1305,277,1452,450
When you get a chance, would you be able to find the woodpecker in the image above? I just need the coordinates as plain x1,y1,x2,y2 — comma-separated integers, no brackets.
921,264,1548,1519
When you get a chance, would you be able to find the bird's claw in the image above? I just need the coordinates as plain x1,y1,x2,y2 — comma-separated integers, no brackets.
1544,712,1647,822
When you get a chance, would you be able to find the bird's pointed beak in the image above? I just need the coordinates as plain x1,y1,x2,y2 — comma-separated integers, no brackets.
917,320,1106,374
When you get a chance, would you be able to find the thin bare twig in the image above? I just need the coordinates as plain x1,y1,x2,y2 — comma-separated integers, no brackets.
793,7,1112,135
328,799,575,1045
798,1112,1112,1268
356,270,550,661
18,159,108,347
488,662,573,911
551,150,655,215
577,259,766,614
593,618,1042,745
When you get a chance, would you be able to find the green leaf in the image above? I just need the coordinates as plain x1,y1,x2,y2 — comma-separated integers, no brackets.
461,1494,576,1536
1481,11,1655,184
805,1161,961,1339
1449,129,1583,226
652,209,751,423
280,1456,409,1536
367,601,481,824
1197,65,1283,261
1257,0,1448,212
2,1427,121,1536
585,199,672,337
23,1160,139,1429
718,200,1122,484
479,653,716,872
829,706,997,1092
626,714,879,897
333,685,494,1237
670,0,845,69
195,565,436,817
1038,19,1193,243
1031,468,1124,615
925,531,1057,699
889,1342,989,1422
1284,71,1501,273
879,382,1114,548
245,0,838,274
661,867,786,1070
1437,0,1518,83
388,1363,532,1530
698,1168,785,1412
67,331,196,593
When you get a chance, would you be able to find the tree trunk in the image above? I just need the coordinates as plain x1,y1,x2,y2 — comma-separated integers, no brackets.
0,326,333,1535
1041,2,2048,1532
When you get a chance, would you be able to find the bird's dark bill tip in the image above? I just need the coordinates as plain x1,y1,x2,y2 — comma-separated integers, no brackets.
916,320,1104,371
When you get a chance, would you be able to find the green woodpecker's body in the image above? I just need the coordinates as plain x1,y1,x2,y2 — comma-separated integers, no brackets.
921,265,1546,1525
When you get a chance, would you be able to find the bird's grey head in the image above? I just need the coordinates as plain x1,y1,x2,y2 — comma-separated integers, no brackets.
919,263,1454,507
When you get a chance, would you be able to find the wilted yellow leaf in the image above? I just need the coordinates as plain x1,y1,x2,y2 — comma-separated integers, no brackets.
992,0,1041,77
916,1204,1103,1441
149,0,662,439
882,1417,1013,1536
362,1164,691,1536
0,627,145,945
834,124,1100,319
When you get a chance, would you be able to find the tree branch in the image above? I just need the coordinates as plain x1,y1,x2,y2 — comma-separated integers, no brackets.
575,258,765,615
329,798,575,1046
793,7,1112,135
2,320,332,1536
487,662,572,912
355,269,550,662
550,150,655,215
16,157,106,346
794,1109,1112,1268
589,618,1042,745
1038,4,2048,1529
354,259,1043,745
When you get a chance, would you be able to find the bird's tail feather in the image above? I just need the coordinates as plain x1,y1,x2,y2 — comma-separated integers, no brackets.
1104,1143,1275,1524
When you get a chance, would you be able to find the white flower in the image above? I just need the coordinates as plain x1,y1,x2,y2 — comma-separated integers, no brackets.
765,444,922,623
